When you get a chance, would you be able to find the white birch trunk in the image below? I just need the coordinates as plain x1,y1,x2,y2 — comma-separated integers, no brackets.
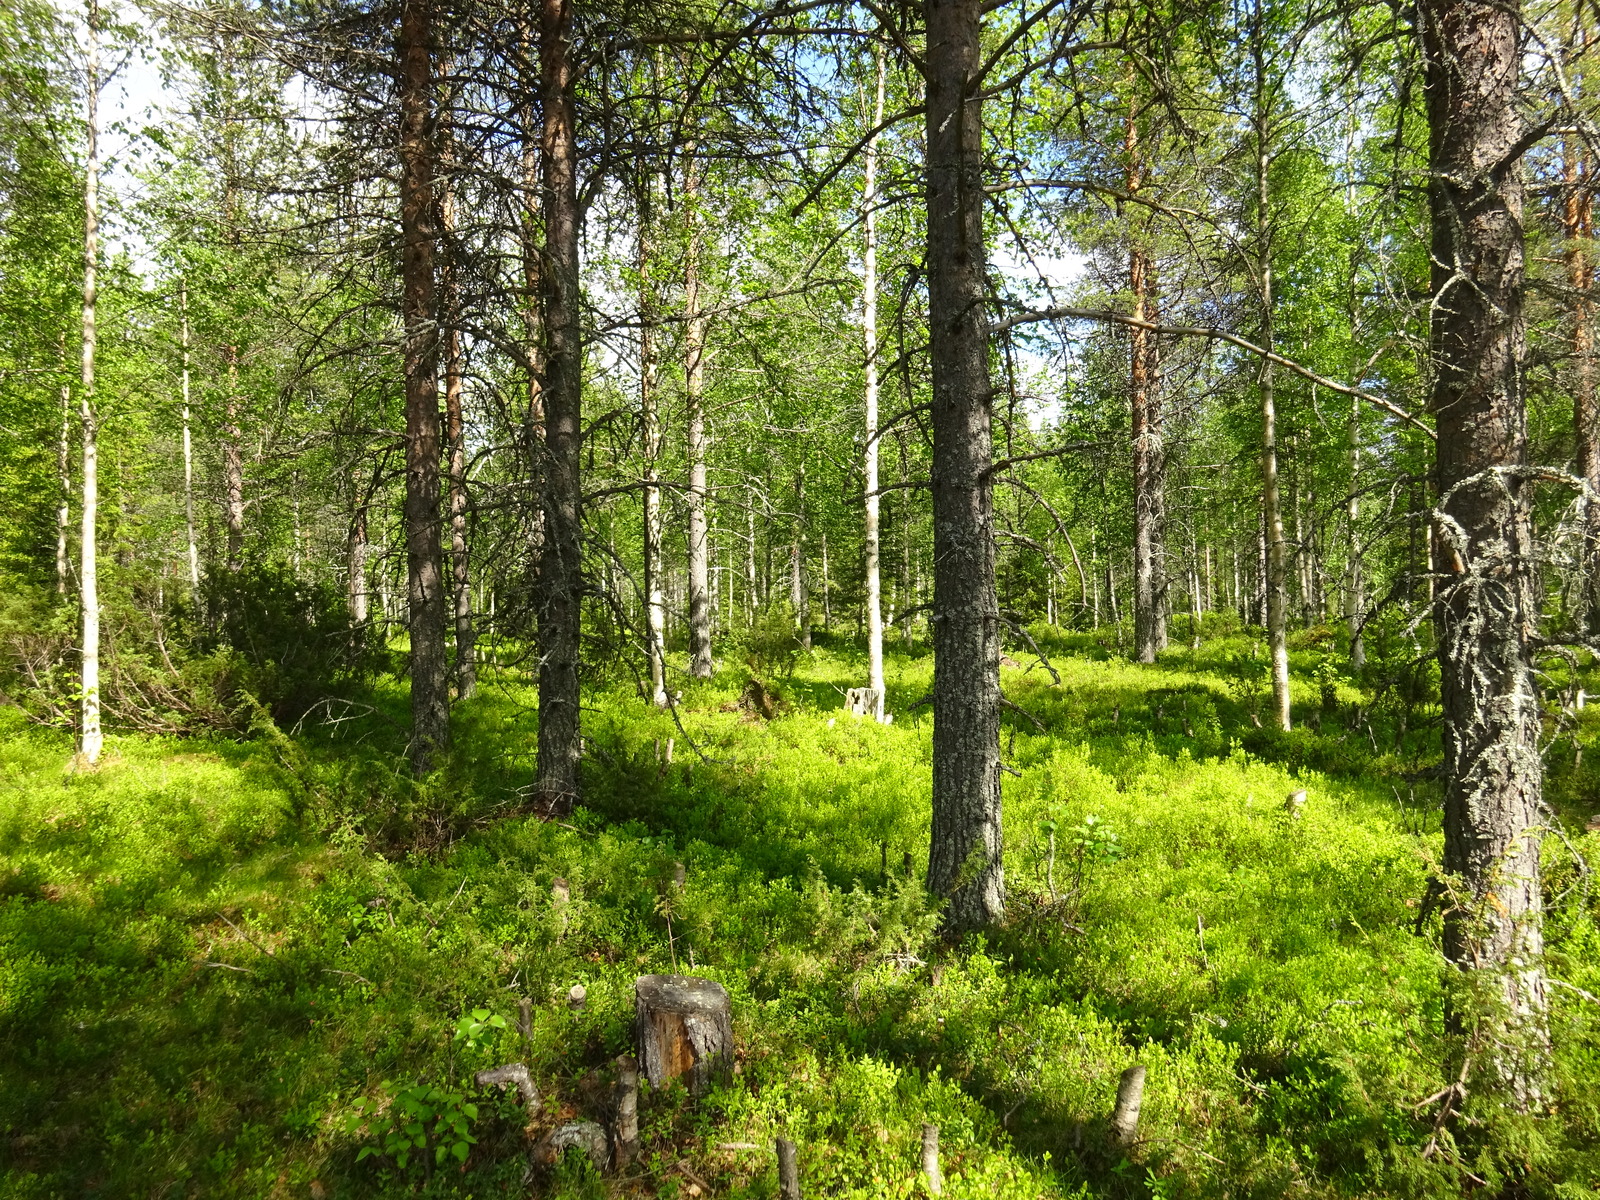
77,0,102,764
862,49,886,719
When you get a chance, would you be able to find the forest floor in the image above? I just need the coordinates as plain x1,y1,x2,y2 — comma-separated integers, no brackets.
3,624,1600,1199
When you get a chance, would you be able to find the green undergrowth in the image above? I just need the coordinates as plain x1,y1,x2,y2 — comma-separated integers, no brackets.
3,630,1600,1198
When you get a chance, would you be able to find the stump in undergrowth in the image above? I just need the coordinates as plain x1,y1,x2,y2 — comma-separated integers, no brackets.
634,974,733,1094
845,687,882,719
740,678,780,720
531,1120,609,1173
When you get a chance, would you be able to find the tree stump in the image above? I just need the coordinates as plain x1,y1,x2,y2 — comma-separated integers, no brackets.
634,974,733,1094
776,1137,801,1200
845,687,882,718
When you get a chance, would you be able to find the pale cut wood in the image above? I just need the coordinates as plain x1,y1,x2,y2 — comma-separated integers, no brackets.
474,1062,538,1110
634,974,733,1094
1109,1064,1147,1145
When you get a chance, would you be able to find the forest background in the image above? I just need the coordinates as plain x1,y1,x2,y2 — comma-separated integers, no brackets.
5,0,1600,1196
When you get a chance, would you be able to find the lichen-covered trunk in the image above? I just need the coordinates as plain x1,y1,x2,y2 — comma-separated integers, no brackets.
924,0,1004,931
398,0,449,771
1421,0,1548,1104
536,0,583,813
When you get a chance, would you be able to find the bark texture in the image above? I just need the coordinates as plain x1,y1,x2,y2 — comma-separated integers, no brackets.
536,0,584,813
863,51,886,717
684,151,714,678
633,974,733,1094
77,0,101,765
398,0,450,771
1565,131,1600,628
442,173,476,700
1421,0,1549,1103
1127,105,1166,664
1251,34,1291,731
638,184,668,706
924,0,1004,931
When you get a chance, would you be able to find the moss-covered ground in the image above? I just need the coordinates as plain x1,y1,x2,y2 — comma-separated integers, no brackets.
4,624,1600,1198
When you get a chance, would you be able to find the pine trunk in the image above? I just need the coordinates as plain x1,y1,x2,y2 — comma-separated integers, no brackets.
1566,134,1600,629
924,0,1004,931
536,0,584,813
1422,0,1549,1103
398,0,450,771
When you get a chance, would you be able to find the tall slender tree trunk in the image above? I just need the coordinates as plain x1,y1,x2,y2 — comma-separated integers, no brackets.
863,48,886,718
1346,393,1365,666
442,186,476,700
77,0,102,765
792,465,810,650
348,491,369,625
536,0,583,813
398,0,449,771
519,21,546,571
56,333,70,596
181,285,199,589
1421,0,1549,1103
1127,102,1166,663
1565,131,1600,628
683,151,714,678
924,0,1003,931
222,352,245,568
638,182,668,706
1252,26,1291,731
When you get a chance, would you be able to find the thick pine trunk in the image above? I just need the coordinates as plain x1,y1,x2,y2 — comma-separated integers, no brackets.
1421,0,1549,1103
536,0,583,813
924,0,1004,931
77,0,102,765
1127,108,1166,664
684,154,714,679
398,0,449,771
863,50,886,717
